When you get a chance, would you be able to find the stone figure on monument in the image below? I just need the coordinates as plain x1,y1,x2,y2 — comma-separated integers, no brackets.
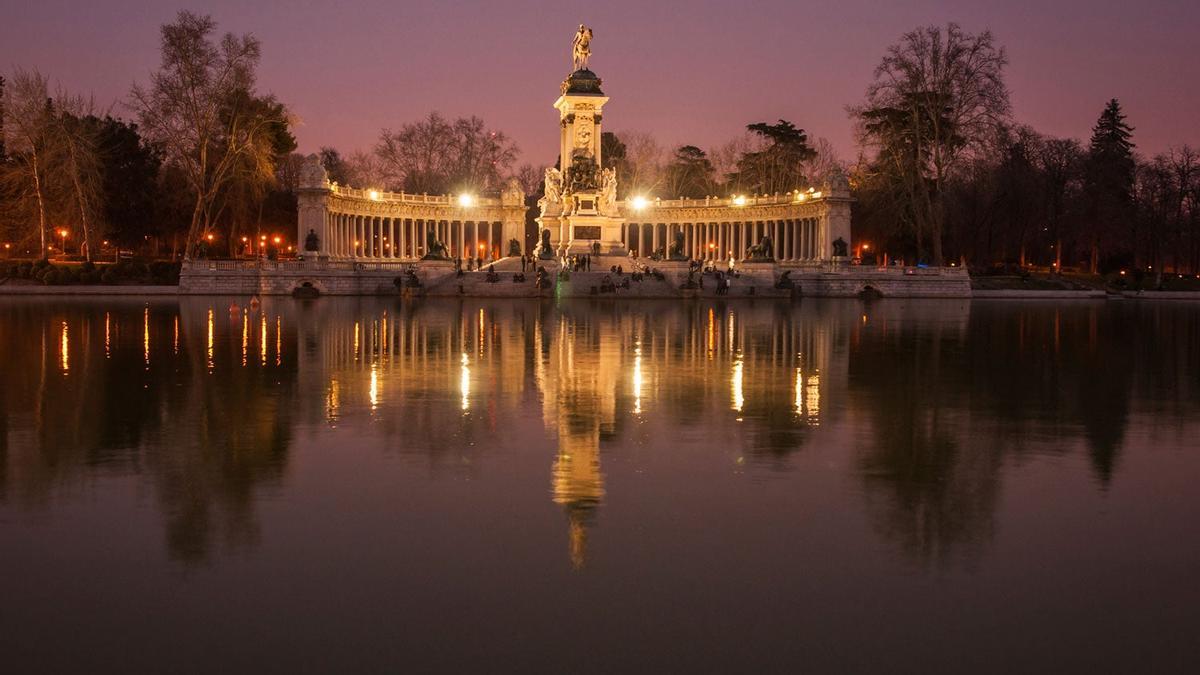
422,228,451,260
299,154,328,189
745,235,774,261
304,229,320,252
572,24,593,71
832,236,848,258
536,229,556,260
544,167,563,204
598,167,618,215
668,231,688,261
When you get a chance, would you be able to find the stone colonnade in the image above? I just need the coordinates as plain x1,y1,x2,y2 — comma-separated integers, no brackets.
621,217,831,262
320,213,508,261
297,184,527,262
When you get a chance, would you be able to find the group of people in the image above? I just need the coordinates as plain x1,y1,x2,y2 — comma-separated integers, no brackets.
455,256,489,272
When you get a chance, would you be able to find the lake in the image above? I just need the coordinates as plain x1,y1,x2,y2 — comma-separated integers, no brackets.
1,296,1198,673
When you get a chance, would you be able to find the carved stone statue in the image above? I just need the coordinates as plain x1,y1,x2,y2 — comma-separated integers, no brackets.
304,228,320,252
422,228,450,260
299,153,328,189
745,235,774,261
501,178,525,207
572,24,593,71
598,167,618,215
565,155,599,193
535,228,556,260
668,231,688,261
544,167,563,204
832,236,848,258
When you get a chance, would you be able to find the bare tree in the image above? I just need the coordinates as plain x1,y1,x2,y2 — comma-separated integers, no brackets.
375,112,518,194
48,90,106,261
616,130,664,197
1,69,53,256
512,163,546,198
853,23,1010,265
130,11,286,257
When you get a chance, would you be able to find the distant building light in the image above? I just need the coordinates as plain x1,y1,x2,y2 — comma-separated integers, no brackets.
457,194,475,208
630,195,650,211
732,195,747,207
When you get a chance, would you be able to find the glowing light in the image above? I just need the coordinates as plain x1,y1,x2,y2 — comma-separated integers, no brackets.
794,367,804,414
273,236,282,245
632,342,643,414
457,193,475,208
143,306,150,367
460,352,471,411
241,310,249,367
369,365,379,411
206,233,214,242
796,193,807,202
261,314,268,366
812,191,823,199
630,195,650,211
58,229,69,238
732,195,747,207
368,189,380,201
276,316,282,367
805,371,820,422
206,309,214,372
60,321,69,374
862,243,870,251
731,356,744,412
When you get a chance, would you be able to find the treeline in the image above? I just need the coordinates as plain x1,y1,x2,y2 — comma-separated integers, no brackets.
3,14,1195,271
0,12,300,260
849,24,1198,274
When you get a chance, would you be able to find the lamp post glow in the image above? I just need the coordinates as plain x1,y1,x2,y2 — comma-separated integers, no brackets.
457,193,475,208
630,195,649,211
58,229,69,256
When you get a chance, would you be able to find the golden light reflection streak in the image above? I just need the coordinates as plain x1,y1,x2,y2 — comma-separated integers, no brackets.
241,310,249,367
460,352,470,412
632,342,643,414
143,306,150,367
805,371,821,424
104,312,111,359
478,308,485,356
327,379,340,422
260,314,268,366
60,321,69,374
275,316,282,367
206,308,214,372
173,315,179,355
354,321,360,362
369,364,379,411
707,308,715,359
794,366,804,414
731,354,744,413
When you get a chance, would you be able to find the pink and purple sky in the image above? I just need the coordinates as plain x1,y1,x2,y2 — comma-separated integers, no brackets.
4,0,1198,165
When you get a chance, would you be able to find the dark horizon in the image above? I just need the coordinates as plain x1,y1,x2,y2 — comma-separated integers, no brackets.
4,0,1198,166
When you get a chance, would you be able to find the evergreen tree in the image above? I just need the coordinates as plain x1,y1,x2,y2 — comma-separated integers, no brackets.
1083,99,1135,272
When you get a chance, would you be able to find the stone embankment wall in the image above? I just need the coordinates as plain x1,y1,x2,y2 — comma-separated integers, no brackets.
168,260,973,298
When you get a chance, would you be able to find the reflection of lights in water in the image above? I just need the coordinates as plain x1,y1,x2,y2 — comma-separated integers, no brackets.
173,315,179,355
369,365,379,411
806,371,821,423
632,342,643,414
327,379,340,422
241,310,249,367
206,309,214,372
60,321,69,374
260,314,268,366
143,306,150,367
728,310,735,353
460,352,470,411
794,367,804,414
478,308,485,356
275,316,282,367
354,321,360,361
707,308,715,359
104,312,111,359
731,355,744,412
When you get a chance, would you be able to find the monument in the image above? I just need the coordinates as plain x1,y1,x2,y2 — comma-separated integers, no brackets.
537,25,627,257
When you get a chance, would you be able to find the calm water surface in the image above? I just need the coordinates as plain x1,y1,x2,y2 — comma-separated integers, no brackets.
1,297,1198,673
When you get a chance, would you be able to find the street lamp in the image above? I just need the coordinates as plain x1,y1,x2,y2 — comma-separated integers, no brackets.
58,229,69,256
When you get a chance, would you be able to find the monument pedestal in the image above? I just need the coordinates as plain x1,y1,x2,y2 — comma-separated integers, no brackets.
564,212,626,256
